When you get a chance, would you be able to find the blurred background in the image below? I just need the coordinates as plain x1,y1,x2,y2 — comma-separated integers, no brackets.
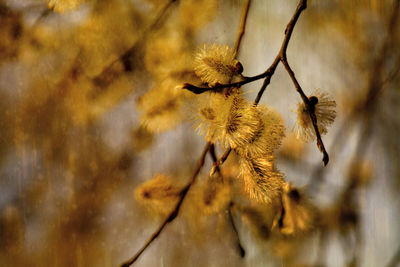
0,0,399,266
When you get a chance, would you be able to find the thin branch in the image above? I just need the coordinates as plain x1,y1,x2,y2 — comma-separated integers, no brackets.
233,0,251,57
209,143,221,174
255,0,307,105
209,148,245,257
227,202,245,257
120,142,211,267
210,147,232,176
95,0,177,80
281,59,329,165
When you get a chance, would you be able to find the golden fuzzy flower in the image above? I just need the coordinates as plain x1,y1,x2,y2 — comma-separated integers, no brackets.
232,105,285,157
137,79,187,133
239,154,285,204
193,90,285,155
192,91,227,142
194,44,241,85
135,174,182,214
295,89,336,142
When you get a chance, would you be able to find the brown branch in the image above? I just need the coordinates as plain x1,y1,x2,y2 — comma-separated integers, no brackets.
281,60,329,165
209,143,221,174
233,0,251,57
277,0,330,166
255,0,307,105
228,202,245,257
120,142,211,267
95,0,177,79
210,147,232,176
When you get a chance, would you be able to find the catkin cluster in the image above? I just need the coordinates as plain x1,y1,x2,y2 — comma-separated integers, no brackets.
192,44,286,204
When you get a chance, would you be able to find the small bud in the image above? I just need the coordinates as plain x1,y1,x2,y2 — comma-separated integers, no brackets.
235,61,244,74
309,96,318,106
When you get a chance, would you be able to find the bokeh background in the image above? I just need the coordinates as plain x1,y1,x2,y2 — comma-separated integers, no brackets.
1,0,399,266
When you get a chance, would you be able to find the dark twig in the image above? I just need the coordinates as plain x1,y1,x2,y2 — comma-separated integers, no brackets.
120,143,211,267
227,202,245,257
255,0,307,105
281,60,329,165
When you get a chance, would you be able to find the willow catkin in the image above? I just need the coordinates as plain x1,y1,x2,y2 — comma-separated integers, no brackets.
295,89,336,142
194,44,242,86
239,154,285,204
194,90,285,156
137,79,186,133
135,174,182,214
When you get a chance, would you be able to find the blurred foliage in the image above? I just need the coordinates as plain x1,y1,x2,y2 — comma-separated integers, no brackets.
0,0,399,267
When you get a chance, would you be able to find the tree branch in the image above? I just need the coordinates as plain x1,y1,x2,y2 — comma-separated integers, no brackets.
210,147,232,176
233,0,251,57
120,142,211,267
227,202,245,257
95,0,178,80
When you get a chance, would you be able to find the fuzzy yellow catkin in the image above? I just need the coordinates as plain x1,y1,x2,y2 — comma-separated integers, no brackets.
135,174,181,214
194,44,240,85
192,92,227,143
230,105,285,157
137,79,186,133
239,154,285,204
194,90,285,156
295,89,336,142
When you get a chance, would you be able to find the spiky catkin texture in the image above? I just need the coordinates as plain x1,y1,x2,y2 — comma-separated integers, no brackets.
137,79,188,133
239,154,285,204
194,44,239,85
193,90,285,156
192,92,227,142
135,174,181,214
295,89,336,142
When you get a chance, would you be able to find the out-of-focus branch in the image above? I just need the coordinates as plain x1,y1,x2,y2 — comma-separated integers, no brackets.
208,147,245,257
233,0,251,57
309,0,400,189
120,142,211,267
95,0,178,79
227,202,245,257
